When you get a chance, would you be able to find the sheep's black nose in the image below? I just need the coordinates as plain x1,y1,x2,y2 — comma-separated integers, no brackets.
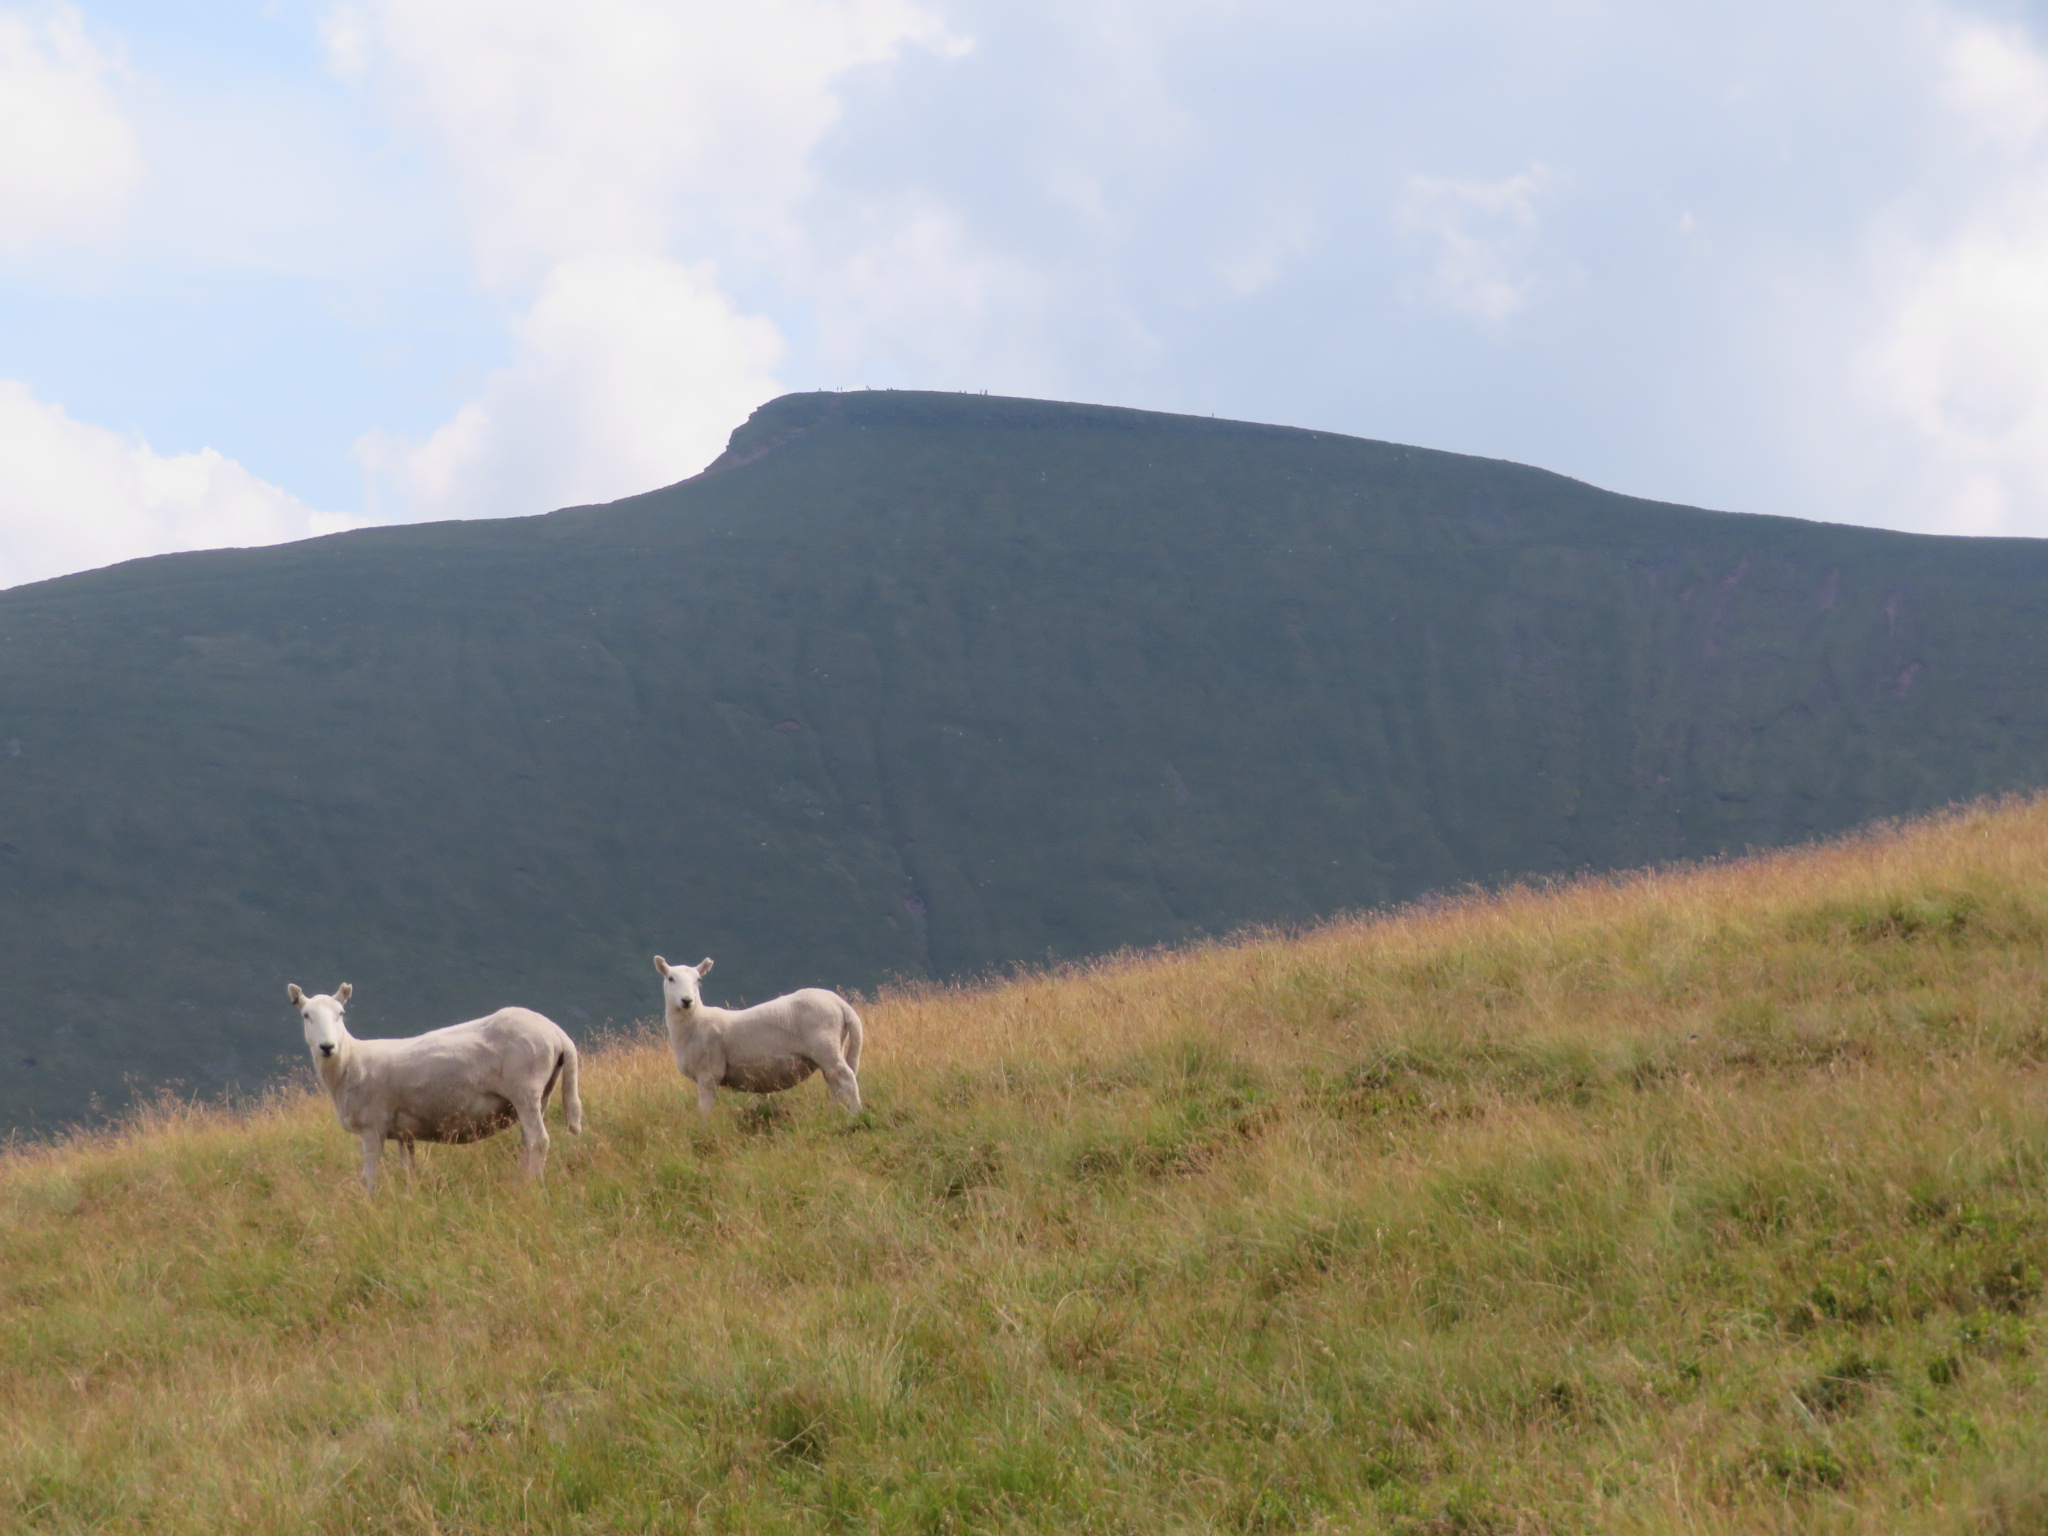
679,999,693,1009
319,1043,335,1057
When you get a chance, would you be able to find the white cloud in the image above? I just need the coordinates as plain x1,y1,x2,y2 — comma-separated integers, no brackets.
326,0,964,515
1395,164,1554,321
359,253,784,519
1938,12,2048,149
0,380,360,590
1864,209,2048,533
803,199,1068,388
1214,183,1317,298
1856,15,2048,535
0,1,140,253
324,0,964,282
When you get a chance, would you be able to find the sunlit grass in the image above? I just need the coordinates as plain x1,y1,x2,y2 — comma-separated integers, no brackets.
9,797,2048,1530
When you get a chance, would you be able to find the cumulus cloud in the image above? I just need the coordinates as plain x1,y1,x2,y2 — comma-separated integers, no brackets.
1214,188,1317,299
801,198,1069,388
1395,164,1554,321
359,254,784,519
0,1,140,253
326,0,963,516
0,7,350,591
324,0,964,281
1857,16,2048,534
1938,12,2048,148
0,380,361,590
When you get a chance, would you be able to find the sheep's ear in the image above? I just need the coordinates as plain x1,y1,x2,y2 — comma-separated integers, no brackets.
697,957,714,977
336,982,353,1002
286,983,304,1005
652,955,669,975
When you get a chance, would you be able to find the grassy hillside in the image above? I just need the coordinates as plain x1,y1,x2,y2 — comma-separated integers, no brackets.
7,797,2048,1532
8,389,2048,1131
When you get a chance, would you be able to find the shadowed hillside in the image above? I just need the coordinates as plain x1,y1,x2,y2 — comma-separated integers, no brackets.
6,798,2048,1530
3,389,2048,1129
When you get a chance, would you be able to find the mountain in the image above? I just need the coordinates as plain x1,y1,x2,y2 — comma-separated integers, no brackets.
3,388,2047,1131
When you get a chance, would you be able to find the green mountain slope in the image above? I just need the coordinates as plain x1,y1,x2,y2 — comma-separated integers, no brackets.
2,389,2047,1131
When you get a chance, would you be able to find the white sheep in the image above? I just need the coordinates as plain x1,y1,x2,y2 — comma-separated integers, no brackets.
287,982,583,1193
654,956,864,1116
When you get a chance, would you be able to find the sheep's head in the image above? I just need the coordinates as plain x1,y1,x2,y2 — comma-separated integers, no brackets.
653,955,713,1014
287,981,352,1059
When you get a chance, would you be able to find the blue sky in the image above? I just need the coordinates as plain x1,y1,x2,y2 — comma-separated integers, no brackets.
2,0,2046,587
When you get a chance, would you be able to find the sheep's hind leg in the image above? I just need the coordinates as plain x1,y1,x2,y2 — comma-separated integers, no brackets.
821,1055,862,1115
514,1093,551,1180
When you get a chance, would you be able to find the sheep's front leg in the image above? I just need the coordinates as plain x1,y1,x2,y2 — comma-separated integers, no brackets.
397,1137,417,1183
359,1130,383,1195
515,1093,551,1180
695,1078,718,1118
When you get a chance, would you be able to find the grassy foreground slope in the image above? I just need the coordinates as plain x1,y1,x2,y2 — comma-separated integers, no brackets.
9,389,2048,1131
7,795,2048,1533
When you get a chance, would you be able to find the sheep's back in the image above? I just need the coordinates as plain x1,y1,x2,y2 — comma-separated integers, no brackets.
349,1009,567,1133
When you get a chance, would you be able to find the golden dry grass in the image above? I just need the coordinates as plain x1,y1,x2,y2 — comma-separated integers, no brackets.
8,797,2048,1532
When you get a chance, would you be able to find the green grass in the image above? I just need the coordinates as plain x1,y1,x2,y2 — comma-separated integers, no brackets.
10,798,2048,1530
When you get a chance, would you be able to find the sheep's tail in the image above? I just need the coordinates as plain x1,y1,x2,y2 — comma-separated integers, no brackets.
558,1041,584,1134
840,997,864,1074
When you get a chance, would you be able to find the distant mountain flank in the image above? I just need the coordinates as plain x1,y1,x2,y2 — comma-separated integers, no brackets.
3,388,2047,1132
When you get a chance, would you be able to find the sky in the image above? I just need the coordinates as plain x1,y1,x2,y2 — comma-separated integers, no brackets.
2,0,2047,589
